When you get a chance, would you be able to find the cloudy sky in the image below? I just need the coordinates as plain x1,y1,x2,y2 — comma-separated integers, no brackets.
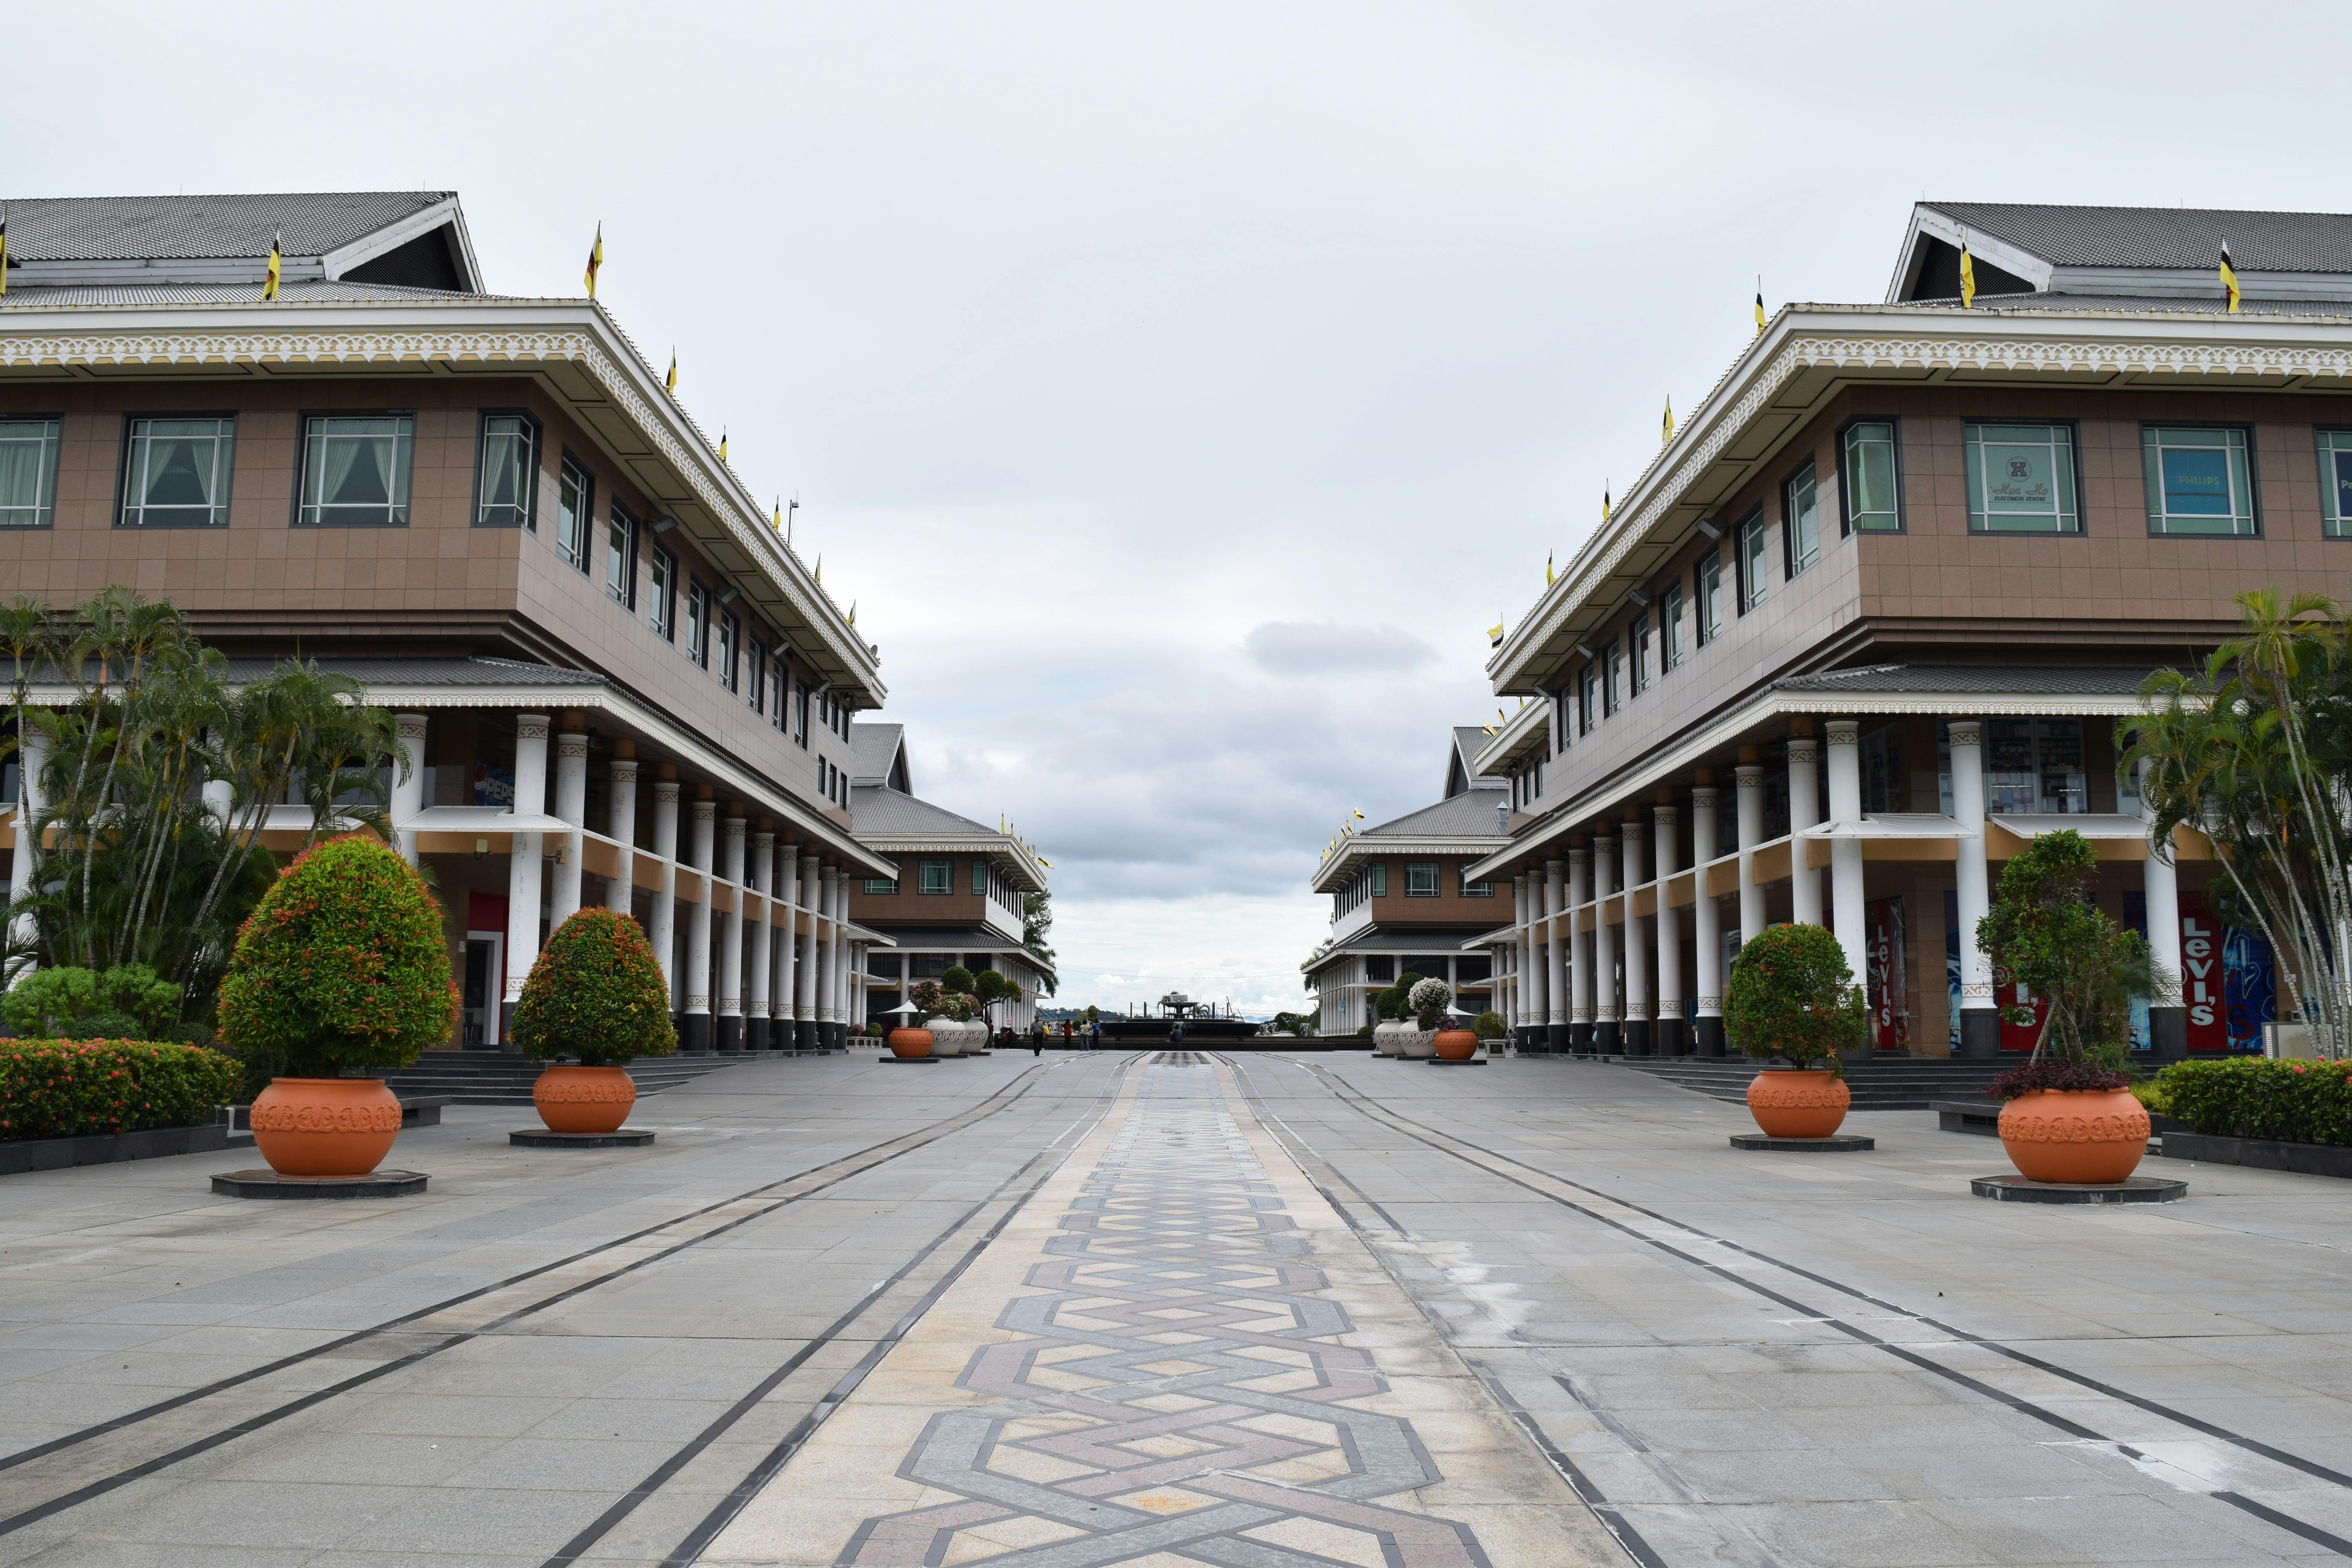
19,2,2348,1015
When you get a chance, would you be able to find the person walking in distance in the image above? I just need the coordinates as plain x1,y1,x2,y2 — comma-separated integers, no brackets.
1170,1019,1185,1048
1087,1018,1100,1051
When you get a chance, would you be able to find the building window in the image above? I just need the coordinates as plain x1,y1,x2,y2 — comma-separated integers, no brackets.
1369,862,1388,897
0,418,61,528
1660,583,1685,670
1578,666,1598,736
1735,507,1768,612
918,860,952,895
864,877,898,895
552,455,592,566
298,414,412,527
1782,460,1819,577
717,610,740,690
794,681,810,746
474,412,538,528
1861,723,1903,815
2317,430,2352,538
686,581,710,667
648,545,677,639
1964,423,2079,533
1629,612,1651,696
972,860,987,896
2143,426,2256,537
1973,718,2087,815
1602,641,1623,716
750,639,768,712
1841,421,1901,533
1459,866,1493,896
1694,549,1722,644
605,505,637,608
1405,862,1439,897
118,416,237,528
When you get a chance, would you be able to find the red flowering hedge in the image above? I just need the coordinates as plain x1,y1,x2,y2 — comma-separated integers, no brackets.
0,1039,243,1141
511,908,678,1066
217,834,456,1078
2156,1058,2352,1146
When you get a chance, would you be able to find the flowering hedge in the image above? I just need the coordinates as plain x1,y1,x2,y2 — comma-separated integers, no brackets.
0,1040,243,1141
512,909,678,1067
217,834,456,1078
2154,1058,2352,1146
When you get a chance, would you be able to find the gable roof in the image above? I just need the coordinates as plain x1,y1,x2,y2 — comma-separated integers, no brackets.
850,722,909,791
1892,201,2352,306
1446,726,1506,798
0,191,483,293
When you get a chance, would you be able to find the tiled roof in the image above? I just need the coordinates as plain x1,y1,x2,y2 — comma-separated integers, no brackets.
0,280,506,308
850,722,906,786
1362,789,1511,840
0,191,452,262
1449,726,1504,791
1773,664,2154,696
1924,202,2352,273
862,927,1033,951
849,785,997,839
1303,927,1503,971
1894,291,2352,318
214,656,606,688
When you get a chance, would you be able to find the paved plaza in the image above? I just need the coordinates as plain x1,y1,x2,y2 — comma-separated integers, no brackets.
3,1052,2351,1567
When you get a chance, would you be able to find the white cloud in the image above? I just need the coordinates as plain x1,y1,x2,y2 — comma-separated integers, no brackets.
1243,622,1436,678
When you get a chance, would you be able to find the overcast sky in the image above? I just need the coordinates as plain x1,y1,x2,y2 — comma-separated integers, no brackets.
19,2,2350,1016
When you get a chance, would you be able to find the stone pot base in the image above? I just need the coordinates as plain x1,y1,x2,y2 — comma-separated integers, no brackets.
509,1129,655,1148
212,1168,427,1199
878,1056,942,1065
1730,1134,1875,1151
1970,1174,2186,1204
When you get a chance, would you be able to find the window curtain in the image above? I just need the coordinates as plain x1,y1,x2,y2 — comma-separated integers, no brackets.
0,438,37,512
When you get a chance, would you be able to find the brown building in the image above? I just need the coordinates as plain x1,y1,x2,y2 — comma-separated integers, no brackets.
0,190,898,1051
1468,202,2338,1059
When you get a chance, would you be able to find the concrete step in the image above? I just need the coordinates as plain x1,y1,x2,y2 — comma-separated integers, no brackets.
1622,1056,2014,1110
380,1054,746,1106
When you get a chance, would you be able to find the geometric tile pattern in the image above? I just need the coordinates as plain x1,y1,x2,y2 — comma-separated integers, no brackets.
841,1060,1492,1566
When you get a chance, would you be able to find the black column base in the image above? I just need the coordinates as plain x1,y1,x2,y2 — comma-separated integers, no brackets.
2149,1006,2187,1063
1570,1022,1595,1054
1546,1023,1568,1054
1694,1016,1726,1056
717,1016,743,1053
794,1019,818,1052
1594,1022,1622,1054
822,1022,843,1052
1654,1017,1688,1057
681,1014,712,1054
749,1018,772,1052
1960,1007,2000,1059
1621,1019,1653,1057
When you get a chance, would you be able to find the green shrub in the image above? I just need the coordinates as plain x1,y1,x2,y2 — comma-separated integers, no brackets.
1,964,183,1041
2156,1058,2352,1145
1471,1010,1507,1040
0,1039,242,1140
216,834,455,1078
941,965,976,994
1724,924,1865,1075
511,909,678,1066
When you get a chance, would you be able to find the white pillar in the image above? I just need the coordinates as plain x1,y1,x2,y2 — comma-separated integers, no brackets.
1544,858,1567,1034
1510,875,1529,1028
2138,757,2186,1059
820,866,844,1038
8,726,47,982
1593,833,1619,1043
1524,875,1547,1032
1621,820,1650,1048
686,795,714,1042
550,726,588,926
650,777,679,1009
795,853,821,1040
1692,780,1723,1028
1736,759,1765,943
390,713,428,864
1788,732,1822,926
1824,720,1868,996
829,867,849,1028
719,813,746,1046
504,714,550,1022
776,844,801,1044
1568,845,1592,1036
1654,799,1681,1048
749,828,774,1044
1951,720,1995,1054
606,758,638,913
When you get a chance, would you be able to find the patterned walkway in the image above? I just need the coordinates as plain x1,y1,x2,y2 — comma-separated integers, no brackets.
707,1054,1606,1568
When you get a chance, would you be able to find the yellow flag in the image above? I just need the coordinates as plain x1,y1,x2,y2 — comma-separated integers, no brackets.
814,554,822,584
262,230,281,302
1601,486,1611,524
1754,278,1766,334
848,600,857,627
1487,615,1506,649
773,499,784,532
1662,397,1674,445
584,222,603,298
718,429,728,463
1959,234,1976,310
2220,242,2241,313
666,350,678,395
0,214,9,299
1352,809,1364,821
1545,551,1555,587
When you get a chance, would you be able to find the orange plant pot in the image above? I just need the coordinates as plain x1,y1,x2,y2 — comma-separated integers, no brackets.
250,1078,403,1178
1433,1029,1480,1061
533,1064,638,1135
1998,1087,2149,1184
888,1027,935,1060
1745,1067,1850,1139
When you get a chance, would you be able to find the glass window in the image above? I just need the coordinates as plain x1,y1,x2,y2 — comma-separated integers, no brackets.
648,545,677,639
1369,862,1388,897
2143,426,2256,536
1842,422,1900,532
2318,430,2352,539
686,581,710,667
1736,509,1768,611
0,418,61,528
972,860,987,896
717,610,740,690
1782,460,1819,576
1964,423,2078,533
553,456,592,567
1861,723,1902,814
1602,642,1623,716
118,416,236,528
299,415,411,526
1981,718,2087,815
1661,583,1684,670
864,877,898,895
750,639,768,712
795,680,810,746
475,414,537,528
1579,666,1598,735
1629,613,1650,695
918,860,952,895
1459,865,1493,896
1694,549,1722,644
1405,862,1439,897
605,505,637,608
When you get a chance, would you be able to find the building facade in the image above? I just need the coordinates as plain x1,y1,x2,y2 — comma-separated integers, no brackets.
0,191,899,1051
1303,728,1506,1035
1468,202,2345,1059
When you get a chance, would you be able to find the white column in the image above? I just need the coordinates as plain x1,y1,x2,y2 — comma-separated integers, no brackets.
1824,720,1868,994
650,777,679,1008
1544,858,1567,1033
1736,759,1765,943
1950,720,1995,1053
776,845,801,1043
550,727,588,926
686,795,715,1039
821,866,845,1036
795,853,821,1040
719,813,746,1045
390,713,428,864
1654,799,1681,1047
1510,875,1529,1028
1593,833,1619,1042
1621,819,1650,1047
504,714,550,1022
749,828,774,1043
605,758,638,913
2138,757,2186,1058
1788,732,1822,926
1568,845,1592,1036
1691,780,1723,1027
1524,875,1547,1032
8,726,47,982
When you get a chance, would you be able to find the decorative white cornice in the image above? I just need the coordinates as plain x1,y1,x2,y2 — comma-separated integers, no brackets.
1310,833,1509,893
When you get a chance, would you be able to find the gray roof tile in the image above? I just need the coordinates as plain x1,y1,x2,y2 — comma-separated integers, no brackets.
1894,290,2352,318
0,191,451,262
849,785,997,839
850,722,905,786
1362,790,1510,839
1926,201,2352,273
0,279,508,308
1773,664,2154,696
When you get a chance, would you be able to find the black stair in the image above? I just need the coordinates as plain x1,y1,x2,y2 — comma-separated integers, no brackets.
381,1053,749,1105
1621,1056,2014,1111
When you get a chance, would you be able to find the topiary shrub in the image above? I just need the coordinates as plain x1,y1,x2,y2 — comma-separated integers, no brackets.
216,834,456,1078
1471,1010,1507,1040
0,1039,243,1140
1,964,184,1043
511,909,678,1066
941,965,976,995
1724,924,1865,1076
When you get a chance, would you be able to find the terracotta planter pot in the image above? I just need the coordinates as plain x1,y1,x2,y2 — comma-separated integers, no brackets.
1434,1029,1480,1061
250,1077,403,1178
1745,1065,1850,1138
533,1064,638,1135
1999,1087,2150,1184
888,1027,935,1060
